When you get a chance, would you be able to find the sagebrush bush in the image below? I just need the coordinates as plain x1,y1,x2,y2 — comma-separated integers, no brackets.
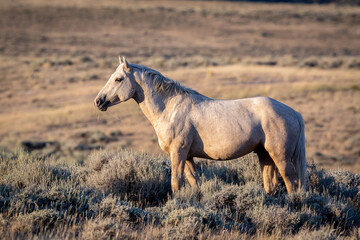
163,206,221,239
0,151,54,189
247,205,301,235
0,150,104,237
0,149,359,239
234,183,268,213
0,213,9,235
81,217,120,240
199,153,262,185
84,149,172,206
10,209,61,236
95,195,149,223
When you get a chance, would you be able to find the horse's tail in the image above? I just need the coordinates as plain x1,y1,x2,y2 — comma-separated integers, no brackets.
294,112,307,191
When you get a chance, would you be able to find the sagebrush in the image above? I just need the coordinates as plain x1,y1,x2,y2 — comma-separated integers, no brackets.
0,149,359,239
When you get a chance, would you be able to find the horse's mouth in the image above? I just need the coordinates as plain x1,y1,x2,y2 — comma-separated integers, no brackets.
98,101,110,111
98,98,121,111
100,106,108,111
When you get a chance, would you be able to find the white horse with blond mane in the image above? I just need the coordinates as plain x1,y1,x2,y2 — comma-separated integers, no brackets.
94,57,307,195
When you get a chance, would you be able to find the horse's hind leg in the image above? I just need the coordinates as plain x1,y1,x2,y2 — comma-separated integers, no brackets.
256,147,279,195
184,158,201,187
267,150,299,193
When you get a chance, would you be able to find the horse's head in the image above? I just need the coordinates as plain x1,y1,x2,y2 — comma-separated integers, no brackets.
94,57,136,111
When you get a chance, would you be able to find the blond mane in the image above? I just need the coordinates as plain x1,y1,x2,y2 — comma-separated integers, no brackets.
131,63,198,95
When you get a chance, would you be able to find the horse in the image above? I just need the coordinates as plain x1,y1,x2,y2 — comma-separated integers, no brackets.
94,57,307,195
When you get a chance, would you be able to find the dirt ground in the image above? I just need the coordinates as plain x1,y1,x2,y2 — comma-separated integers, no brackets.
0,0,359,172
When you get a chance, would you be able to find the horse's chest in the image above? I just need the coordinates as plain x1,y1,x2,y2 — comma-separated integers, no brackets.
157,135,170,154
153,126,173,154
154,122,190,154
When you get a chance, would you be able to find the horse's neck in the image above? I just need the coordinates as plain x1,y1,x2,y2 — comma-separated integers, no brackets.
133,73,172,126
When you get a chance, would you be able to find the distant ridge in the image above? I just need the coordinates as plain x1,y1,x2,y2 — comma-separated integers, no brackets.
183,0,360,5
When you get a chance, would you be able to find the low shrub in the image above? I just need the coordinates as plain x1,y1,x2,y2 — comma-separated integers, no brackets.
247,205,301,235
10,209,61,236
81,218,121,240
84,150,172,206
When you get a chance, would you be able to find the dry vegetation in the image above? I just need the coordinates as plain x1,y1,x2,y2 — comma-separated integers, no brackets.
0,149,359,239
0,0,359,238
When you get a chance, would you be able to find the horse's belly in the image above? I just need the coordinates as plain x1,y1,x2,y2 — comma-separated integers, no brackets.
189,135,259,160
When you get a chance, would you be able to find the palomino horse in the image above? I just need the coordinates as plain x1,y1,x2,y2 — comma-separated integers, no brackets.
94,57,307,195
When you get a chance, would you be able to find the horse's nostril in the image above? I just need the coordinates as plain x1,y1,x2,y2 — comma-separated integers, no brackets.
96,98,101,106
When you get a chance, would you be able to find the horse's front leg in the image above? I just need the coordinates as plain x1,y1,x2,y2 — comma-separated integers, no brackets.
184,158,201,188
170,150,187,192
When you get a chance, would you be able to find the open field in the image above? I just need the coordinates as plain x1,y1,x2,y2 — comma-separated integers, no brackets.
0,0,359,171
0,0,359,238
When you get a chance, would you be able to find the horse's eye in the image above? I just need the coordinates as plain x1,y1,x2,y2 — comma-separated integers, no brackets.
115,76,124,82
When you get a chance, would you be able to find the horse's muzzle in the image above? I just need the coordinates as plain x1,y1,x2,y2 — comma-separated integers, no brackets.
94,96,109,111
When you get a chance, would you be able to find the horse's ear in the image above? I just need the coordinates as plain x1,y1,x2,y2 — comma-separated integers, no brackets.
119,56,122,64
122,56,130,72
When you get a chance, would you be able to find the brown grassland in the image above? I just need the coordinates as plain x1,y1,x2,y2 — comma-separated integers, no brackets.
0,0,359,239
